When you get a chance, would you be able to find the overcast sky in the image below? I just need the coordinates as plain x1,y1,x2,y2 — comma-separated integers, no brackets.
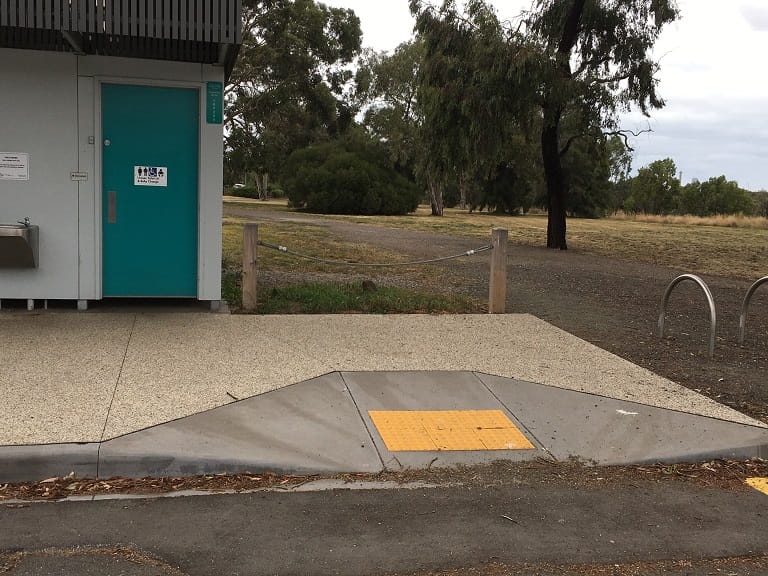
323,0,768,191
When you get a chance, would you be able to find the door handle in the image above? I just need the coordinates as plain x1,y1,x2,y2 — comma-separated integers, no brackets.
107,191,117,223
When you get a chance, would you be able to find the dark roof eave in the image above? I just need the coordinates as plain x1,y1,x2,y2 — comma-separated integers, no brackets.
0,28,241,79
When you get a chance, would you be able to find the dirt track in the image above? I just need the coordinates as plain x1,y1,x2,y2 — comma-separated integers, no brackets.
225,206,768,424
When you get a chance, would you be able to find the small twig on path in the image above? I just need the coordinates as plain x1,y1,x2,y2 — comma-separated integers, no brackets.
501,515,520,525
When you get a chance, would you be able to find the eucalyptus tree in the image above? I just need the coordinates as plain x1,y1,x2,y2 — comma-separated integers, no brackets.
225,0,362,192
624,157,680,215
410,0,677,244
679,176,755,217
410,0,529,215
356,41,423,175
527,0,679,248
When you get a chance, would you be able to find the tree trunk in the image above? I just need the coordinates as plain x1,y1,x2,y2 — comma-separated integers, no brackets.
255,173,269,200
541,110,568,250
538,0,586,250
428,177,444,216
459,173,467,210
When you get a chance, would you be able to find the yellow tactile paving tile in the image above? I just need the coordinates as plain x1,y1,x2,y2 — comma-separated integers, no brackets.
368,410,535,452
746,478,768,495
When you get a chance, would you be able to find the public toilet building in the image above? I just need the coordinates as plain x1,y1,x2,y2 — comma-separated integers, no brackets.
0,1,241,309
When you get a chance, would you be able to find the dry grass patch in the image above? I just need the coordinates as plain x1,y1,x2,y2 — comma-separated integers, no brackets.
222,216,419,278
221,216,479,311
612,212,768,229
251,203,767,280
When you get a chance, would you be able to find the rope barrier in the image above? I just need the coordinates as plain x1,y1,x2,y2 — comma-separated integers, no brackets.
257,240,494,268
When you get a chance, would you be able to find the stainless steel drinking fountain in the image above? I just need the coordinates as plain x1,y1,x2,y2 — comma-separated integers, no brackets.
0,221,39,268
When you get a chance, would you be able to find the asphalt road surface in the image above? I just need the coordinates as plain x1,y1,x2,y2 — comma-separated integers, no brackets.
2,481,767,575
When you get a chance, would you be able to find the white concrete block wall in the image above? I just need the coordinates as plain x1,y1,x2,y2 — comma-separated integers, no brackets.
199,65,225,301
0,49,80,300
0,48,224,303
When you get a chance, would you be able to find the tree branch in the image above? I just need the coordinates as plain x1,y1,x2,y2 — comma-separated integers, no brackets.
559,127,652,157
592,71,632,85
558,0,587,54
603,127,653,152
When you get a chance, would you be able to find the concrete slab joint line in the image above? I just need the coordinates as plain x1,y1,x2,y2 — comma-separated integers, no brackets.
97,314,138,478
339,372,386,470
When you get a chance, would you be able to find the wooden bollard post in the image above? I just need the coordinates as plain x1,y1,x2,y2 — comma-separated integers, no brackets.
242,223,259,310
488,228,508,314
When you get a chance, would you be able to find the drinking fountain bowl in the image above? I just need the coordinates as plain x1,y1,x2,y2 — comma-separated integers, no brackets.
0,224,39,267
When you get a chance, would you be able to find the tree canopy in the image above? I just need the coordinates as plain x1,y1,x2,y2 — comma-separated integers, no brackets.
355,41,423,173
679,176,754,217
224,0,363,192
223,0,700,224
408,0,678,244
625,158,680,215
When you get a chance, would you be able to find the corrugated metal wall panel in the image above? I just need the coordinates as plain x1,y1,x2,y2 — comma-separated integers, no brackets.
211,0,218,43
138,0,145,38
163,0,170,39
95,0,102,33
3,0,240,40
1,0,241,73
147,0,154,38
179,0,186,40
196,0,202,43
77,0,85,32
35,0,43,29
44,0,53,29
10,1,18,27
234,0,241,44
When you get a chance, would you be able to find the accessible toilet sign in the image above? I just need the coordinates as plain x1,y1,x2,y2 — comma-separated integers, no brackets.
134,166,168,187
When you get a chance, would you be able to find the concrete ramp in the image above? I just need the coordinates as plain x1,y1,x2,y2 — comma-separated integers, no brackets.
16,371,757,482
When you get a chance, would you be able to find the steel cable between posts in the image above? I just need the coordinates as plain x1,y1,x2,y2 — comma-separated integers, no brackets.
257,240,494,267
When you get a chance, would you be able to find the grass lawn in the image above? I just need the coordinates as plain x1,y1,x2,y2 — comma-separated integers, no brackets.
255,283,478,314
224,199,768,281
221,215,479,313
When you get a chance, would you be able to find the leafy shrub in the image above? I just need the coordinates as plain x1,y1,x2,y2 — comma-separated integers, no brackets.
268,184,285,198
282,138,420,215
227,186,260,199
470,164,534,215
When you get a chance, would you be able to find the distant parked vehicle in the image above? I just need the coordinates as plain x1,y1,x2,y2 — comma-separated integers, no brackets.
232,183,246,189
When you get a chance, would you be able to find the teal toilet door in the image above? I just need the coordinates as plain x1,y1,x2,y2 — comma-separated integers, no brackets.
102,83,199,297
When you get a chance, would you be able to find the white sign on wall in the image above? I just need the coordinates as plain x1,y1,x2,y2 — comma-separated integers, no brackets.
134,166,168,187
0,152,30,181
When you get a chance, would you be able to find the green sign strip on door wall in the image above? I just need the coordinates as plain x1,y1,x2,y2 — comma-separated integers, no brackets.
206,82,223,124
102,83,199,297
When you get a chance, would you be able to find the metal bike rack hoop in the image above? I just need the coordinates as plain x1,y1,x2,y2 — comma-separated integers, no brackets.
658,274,717,359
738,276,768,345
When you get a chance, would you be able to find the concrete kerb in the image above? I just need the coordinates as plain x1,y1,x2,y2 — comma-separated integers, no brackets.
0,443,100,483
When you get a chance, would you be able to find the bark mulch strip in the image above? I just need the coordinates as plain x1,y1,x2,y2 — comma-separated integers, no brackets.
2,458,766,502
